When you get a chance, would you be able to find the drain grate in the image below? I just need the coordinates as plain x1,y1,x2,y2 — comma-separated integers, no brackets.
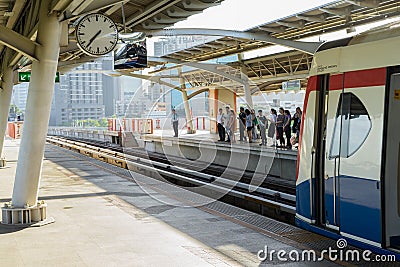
144,204,176,215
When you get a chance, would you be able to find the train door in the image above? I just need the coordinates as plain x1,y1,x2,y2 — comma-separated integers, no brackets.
384,72,400,250
322,74,344,231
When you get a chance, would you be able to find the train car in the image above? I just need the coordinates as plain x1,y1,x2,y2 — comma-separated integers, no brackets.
296,22,400,256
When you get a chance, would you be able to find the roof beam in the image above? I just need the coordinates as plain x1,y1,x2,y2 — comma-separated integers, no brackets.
146,28,323,54
296,14,327,23
182,0,220,10
62,0,128,21
276,20,305,29
116,71,183,91
344,0,379,8
187,88,209,99
126,0,181,27
6,0,26,28
71,0,95,15
319,7,352,18
148,56,244,84
0,25,39,62
257,26,286,33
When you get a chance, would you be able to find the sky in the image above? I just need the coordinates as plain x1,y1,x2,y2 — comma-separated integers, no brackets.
147,0,400,59
147,0,334,56
173,0,335,31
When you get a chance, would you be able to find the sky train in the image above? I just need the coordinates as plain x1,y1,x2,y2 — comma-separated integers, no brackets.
296,22,400,257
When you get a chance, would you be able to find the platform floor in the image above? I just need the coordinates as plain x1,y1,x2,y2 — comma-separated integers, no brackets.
0,139,338,266
146,130,297,150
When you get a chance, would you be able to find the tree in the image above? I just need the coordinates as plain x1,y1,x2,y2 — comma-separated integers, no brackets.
9,105,21,115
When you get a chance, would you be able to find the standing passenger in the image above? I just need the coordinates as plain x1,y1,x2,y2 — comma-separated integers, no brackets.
245,109,253,143
268,109,277,147
238,107,247,142
251,109,257,142
225,106,231,142
276,107,285,147
283,110,292,149
217,108,225,141
171,109,179,137
258,110,268,146
295,107,302,143
227,110,236,143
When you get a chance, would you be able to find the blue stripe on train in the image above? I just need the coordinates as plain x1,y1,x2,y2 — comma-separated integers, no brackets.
296,176,381,243
296,218,400,261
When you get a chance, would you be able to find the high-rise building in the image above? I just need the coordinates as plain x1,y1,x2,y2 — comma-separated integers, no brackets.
50,59,117,126
151,36,214,118
11,83,29,113
117,75,146,117
153,36,216,57
102,58,122,117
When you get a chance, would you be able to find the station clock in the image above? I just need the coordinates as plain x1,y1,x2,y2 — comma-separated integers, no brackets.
75,13,118,56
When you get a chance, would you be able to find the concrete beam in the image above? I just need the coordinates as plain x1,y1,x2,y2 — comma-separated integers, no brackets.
0,25,39,62
146,28,323,54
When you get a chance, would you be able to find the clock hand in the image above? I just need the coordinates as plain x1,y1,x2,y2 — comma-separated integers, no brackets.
87,30,102,47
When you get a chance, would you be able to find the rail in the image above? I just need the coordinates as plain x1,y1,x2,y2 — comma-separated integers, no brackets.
47,136,296,215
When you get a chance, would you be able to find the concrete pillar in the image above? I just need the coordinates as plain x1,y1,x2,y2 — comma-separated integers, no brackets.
178,68,195,134
0,65,13,164
12,1,61,208
238,53,253,109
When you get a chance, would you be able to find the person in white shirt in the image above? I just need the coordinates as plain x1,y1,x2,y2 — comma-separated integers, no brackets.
268,108,277,146
217,108,225,141
171,109,179,137
224,106,231,142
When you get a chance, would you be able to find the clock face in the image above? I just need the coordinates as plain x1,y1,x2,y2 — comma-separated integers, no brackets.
76,13,118,56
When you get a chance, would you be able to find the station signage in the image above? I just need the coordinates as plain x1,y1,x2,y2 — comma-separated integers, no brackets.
18,72,60,83
282,80,301,90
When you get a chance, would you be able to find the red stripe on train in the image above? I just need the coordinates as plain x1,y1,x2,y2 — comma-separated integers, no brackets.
329,68,386,90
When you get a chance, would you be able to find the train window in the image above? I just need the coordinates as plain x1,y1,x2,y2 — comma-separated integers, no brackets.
329,93,371,158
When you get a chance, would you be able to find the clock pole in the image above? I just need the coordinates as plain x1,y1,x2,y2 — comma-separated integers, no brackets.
3,0,61,225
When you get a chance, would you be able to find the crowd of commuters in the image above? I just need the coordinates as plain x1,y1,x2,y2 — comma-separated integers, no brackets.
216,105,302,149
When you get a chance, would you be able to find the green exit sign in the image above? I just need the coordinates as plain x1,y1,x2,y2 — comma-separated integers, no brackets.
18,72,60,83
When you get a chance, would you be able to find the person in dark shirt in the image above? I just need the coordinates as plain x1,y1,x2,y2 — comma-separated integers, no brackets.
238,107,247,142
294,107,302,143
283,110,292,149
276,107,285,147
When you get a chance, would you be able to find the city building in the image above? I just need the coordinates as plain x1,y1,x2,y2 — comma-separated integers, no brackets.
11,82,29,113
50,60,110,126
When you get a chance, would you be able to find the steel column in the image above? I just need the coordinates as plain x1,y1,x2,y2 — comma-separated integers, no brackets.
12,0,61,208
0,65,14,163
178,68,195,134
238,53,253,109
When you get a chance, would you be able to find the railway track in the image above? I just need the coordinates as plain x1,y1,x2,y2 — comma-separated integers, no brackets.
47,135,296,222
